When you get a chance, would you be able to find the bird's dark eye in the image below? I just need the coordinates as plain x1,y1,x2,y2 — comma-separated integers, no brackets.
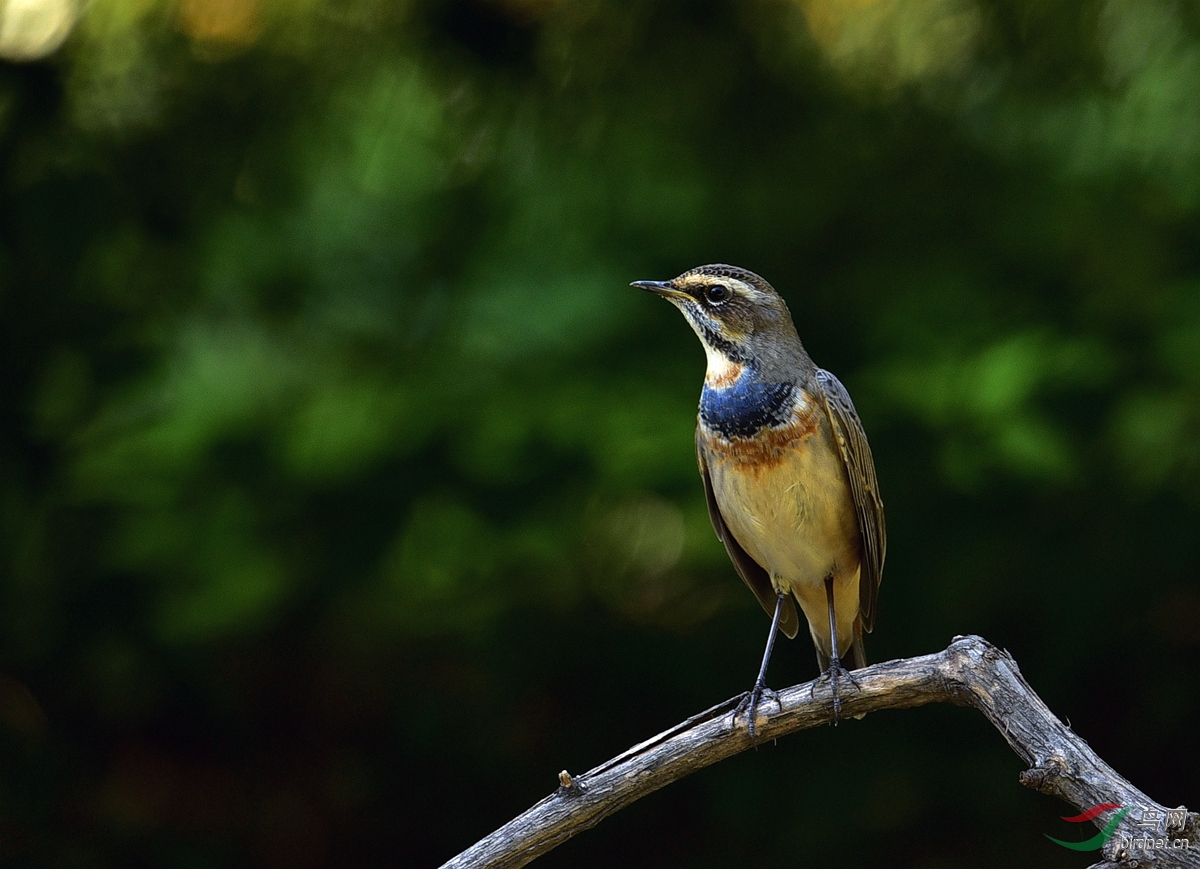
705,283,731,304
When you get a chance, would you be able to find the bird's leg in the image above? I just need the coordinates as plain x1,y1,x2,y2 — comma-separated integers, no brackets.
819,575,860,724
734,591,786,741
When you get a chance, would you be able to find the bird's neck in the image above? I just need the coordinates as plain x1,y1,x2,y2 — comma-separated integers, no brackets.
699,358,804,439
703,343,745,387
703,343,810,389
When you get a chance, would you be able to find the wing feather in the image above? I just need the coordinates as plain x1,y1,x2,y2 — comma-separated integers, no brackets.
815,369,886,632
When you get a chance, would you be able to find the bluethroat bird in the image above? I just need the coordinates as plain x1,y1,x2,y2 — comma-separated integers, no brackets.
633,264,886,735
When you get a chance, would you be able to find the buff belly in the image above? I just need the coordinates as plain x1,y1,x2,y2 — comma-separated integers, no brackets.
705,420,862,658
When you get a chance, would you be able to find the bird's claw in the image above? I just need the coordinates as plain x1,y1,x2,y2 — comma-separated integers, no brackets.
816,659,860,724
733,683,781,741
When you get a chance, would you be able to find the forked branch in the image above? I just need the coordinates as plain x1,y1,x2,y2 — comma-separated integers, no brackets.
440,635,1198,869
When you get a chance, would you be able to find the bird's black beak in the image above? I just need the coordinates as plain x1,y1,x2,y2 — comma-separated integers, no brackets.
631,280,687,300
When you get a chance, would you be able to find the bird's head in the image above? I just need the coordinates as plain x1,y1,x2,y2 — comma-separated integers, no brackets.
632,264,807,383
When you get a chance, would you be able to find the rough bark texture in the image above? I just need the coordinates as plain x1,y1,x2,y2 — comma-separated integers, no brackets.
440,635,1199,869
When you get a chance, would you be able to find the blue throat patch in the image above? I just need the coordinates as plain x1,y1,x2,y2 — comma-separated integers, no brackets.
700,372,795,439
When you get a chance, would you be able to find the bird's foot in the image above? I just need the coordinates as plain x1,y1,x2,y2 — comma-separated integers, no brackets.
816,659,860,725
733,681,781,741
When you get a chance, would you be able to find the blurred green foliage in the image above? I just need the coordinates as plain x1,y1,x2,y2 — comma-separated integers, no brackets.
1,0,1198,866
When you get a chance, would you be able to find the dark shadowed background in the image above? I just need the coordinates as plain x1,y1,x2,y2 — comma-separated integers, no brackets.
0,0,1197,866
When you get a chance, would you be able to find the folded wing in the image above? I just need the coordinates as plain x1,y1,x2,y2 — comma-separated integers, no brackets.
814,369,886,632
